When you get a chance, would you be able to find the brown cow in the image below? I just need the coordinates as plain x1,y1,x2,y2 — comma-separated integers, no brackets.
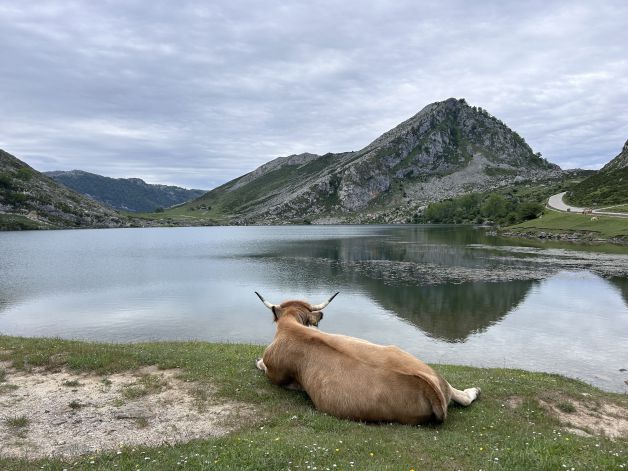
254,292,480,424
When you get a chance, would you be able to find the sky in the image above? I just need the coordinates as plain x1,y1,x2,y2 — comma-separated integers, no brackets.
1,1,627,190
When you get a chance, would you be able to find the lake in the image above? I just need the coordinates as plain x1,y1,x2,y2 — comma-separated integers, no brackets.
1,225,627,392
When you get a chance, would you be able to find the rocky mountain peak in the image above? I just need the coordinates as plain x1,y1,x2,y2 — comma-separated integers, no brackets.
187,99,563,224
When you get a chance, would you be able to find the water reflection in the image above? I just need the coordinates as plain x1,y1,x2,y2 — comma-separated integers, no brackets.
361,280,535,342
609,277,628,308
0,225,627,392
255,225,505,270
249,252,536,342
248,228,539,341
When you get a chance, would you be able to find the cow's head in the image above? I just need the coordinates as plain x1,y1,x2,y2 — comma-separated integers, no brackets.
255,292,339,327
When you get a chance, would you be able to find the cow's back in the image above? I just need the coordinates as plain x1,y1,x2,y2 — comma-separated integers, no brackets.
297,332,449,424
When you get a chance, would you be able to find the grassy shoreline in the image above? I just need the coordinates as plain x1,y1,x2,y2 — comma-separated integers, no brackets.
0,336,626,470
501,209,628,246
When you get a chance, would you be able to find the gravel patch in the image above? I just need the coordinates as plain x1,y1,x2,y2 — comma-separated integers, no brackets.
0,366,254,459
540,395,628,440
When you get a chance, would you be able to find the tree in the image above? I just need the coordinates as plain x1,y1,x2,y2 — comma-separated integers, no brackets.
481,193,509,220
517,201,543,221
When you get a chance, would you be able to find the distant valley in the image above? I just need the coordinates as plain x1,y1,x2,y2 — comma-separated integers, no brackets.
0,150,206,230
45,170,205,212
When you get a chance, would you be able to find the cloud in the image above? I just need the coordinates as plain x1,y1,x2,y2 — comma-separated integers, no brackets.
0,0,627,188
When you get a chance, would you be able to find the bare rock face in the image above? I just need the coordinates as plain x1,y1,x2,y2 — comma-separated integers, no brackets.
184,98,564,224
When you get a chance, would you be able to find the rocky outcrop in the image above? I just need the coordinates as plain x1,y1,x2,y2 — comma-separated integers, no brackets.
189,98,562,224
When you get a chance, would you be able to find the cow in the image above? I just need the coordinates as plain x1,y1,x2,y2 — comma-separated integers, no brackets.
254,292,481,425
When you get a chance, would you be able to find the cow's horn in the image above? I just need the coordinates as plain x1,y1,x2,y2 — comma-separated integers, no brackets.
311,292,339,311
255,291,278,310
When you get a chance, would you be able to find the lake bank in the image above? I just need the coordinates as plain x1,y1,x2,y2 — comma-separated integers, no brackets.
2,225,628,393
500,210,628,246
496,228,628,246
1,336,626,470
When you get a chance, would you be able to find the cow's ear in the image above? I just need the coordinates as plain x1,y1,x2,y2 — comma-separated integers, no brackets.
271,306,285,321
308,310,323,327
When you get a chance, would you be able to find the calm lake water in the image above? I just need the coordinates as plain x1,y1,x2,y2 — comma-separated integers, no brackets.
1,225,627,392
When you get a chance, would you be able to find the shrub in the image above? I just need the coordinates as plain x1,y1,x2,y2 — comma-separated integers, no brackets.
16,167,34,181
0,173,13,189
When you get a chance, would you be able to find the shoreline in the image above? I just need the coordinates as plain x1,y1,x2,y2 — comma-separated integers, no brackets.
1,336,627,468
496,228,628,246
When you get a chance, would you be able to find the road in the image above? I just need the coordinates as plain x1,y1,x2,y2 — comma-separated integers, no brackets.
547,192,584,212
547,192,628,218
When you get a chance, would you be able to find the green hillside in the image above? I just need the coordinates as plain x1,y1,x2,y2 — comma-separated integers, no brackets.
0,149,127,230
46,170,205,212
567,139,628,207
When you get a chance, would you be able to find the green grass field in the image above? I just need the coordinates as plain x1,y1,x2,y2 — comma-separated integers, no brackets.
511,209,628,238
0,336,626,470
603,204,628,213
0,213,49,230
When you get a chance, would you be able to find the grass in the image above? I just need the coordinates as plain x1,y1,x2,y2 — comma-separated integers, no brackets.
557,401,577,414
4,415,30,439
68,399,83,410
509,209,628,238
0,384,19,394
122,374,167,399
135,417,150,429
4,416,29,428
605,204,628,213
62,379,81,387
0,335,627,470
0,213,48,230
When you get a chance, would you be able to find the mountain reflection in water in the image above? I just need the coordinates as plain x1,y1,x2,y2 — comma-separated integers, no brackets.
362,281,535,342
0,225,627,392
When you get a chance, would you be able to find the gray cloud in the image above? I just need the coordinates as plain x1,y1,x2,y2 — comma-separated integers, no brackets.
1,0,627,189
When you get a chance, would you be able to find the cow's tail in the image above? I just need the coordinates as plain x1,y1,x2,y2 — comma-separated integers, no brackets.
416,373,449,423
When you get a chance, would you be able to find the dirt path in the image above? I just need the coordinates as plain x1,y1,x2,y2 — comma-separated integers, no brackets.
0,365,254,459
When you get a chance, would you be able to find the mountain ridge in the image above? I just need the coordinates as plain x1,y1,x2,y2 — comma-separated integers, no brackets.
0,149,128,229
45,170,205,212
181,98,562,224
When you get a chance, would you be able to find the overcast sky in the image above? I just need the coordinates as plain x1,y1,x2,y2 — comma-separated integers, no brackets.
1,1,627,189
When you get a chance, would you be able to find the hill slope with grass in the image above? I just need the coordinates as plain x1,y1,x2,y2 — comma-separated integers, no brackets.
0,149,130,230
45,170,205,212
0,336,626,470
566,139,628,207
175,98,562,224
